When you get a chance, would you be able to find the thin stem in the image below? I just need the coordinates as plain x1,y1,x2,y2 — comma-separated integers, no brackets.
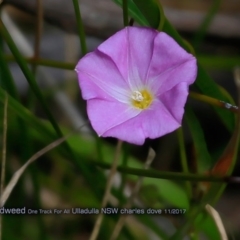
189,92,239,113
110,148,155,240
89,140,123,240
119,143,130,204
177,128,192,199
0,92,8,240
5,55,75,70
72,0,87,55
32,0,43,73
0,50,19,99
122,0,129,27
92,161,240,183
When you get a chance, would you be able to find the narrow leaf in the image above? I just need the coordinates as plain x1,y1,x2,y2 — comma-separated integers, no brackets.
185,106,212,172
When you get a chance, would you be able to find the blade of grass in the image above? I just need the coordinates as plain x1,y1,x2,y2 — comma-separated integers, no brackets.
92,161,237,183
123,0,129,26
177,127,192,198
4,55,75,70
189,92,239,114
0,46,19,99
114,0,149,26
118,143,130,204
132,0,161,29
72,0,87,55
185,106,212,172
0,92,8,240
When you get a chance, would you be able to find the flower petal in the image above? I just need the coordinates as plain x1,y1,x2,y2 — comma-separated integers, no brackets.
97,27,158,90
140,100,180,139
76,50,130,103
148,58,197,97
146,32,197,95
103,100,180,145
87,99,141,136
102,116,146,145
159,82,189,123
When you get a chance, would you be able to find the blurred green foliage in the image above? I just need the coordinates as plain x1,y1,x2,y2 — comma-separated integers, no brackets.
0,0,239,239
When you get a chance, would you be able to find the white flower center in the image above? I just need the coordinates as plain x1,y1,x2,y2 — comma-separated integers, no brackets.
131,91,144,102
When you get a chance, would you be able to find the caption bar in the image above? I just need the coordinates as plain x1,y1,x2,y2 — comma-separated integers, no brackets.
0,207,186,215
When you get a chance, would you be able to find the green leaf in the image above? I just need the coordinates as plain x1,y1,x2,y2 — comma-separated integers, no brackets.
195,213,221,240
114,0,149,26
132,0,160,29
185,106,212,172
114,0,165,30
0,44,19,99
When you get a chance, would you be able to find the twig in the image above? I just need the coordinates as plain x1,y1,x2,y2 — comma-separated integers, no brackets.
110,148,156,240
89,140,123,240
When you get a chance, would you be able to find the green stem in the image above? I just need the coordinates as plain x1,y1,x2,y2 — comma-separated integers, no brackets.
119,143,130,204
5,55,75,70
177,128,192,198
72,0,87,55
0,47,19,99
122,0,129,26
92,161,234,183
189,92,238,114
0,19,63,139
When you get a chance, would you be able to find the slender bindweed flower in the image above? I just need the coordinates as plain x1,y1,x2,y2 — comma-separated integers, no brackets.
75,27,197,145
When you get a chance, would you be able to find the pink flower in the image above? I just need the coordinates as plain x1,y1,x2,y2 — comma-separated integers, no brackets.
75,27,197,145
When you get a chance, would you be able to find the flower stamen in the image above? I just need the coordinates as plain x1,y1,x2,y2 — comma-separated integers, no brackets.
131,89,153,109
132,91,144,101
